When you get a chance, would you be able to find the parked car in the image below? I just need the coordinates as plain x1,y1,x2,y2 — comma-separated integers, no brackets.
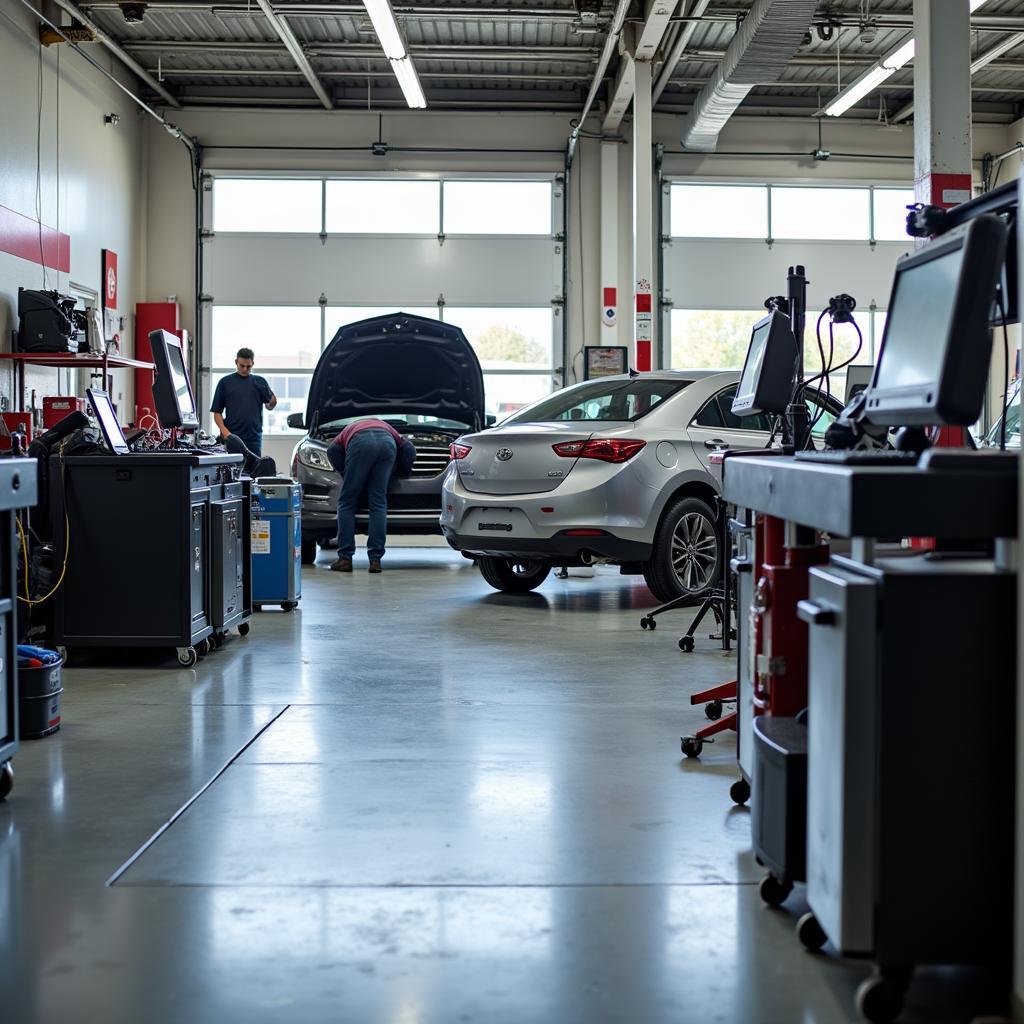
441,370,839,602
290,312,487,563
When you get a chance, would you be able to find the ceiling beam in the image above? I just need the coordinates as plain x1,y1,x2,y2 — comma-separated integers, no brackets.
600,0,678,133
254,0,333,108
653,0,711,104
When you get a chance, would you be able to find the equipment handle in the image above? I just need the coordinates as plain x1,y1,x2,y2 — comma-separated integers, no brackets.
797,600,835,626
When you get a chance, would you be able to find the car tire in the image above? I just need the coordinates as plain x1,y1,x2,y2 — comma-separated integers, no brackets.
300,538,318,565
643,496,720,604
477,556,550,593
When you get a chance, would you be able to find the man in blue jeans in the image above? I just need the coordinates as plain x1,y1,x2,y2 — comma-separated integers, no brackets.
325,418,415,573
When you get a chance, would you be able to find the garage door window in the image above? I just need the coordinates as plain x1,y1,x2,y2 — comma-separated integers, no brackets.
212,179,323,234
325,180,440,234
442,181,552,235
670,184,768,239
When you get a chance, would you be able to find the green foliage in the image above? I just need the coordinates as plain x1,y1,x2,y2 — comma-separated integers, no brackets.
472,324,548,366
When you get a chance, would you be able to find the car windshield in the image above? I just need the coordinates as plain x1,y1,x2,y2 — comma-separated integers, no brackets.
318,414,470,435
986,381,1021,448
506,378,690,424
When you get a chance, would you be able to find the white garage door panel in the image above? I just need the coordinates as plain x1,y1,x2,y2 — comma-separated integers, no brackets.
205,235,559,305
663,239,908,311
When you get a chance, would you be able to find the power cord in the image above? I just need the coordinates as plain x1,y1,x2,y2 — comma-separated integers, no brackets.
997,288,1010,451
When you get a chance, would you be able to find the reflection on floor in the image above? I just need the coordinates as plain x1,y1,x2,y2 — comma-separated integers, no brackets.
0,550,1007,1022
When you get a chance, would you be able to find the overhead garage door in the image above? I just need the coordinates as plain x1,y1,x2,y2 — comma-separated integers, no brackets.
199,174,566,436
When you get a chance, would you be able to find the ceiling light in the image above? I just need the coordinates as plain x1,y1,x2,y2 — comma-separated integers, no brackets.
362,0,407,60
390,56,426,108
824,65,895,117
882,39,915,71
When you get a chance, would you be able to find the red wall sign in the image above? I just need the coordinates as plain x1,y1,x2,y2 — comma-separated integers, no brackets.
102,249,118,310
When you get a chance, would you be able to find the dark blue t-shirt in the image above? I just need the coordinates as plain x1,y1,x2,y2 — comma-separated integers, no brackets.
211,373,272,446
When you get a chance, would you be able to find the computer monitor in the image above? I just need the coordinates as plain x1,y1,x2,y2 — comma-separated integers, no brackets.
863,214,1008,428
731,309,799,417
149,329,199,430
844,365,874,404
85,388,129,454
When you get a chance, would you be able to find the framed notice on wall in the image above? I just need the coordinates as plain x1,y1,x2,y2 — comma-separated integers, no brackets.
584,345,628,380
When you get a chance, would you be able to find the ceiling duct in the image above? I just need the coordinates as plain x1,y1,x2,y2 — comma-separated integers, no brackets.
679,0,817,151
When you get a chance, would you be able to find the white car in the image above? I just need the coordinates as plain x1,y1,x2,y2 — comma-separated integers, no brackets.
441,370,838,601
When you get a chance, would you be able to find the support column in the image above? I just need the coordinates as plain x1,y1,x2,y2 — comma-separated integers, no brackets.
600,141,620,346
913,0,972,209
632,58,654,372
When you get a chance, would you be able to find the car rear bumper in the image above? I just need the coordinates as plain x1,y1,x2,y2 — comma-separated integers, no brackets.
440,526,650,563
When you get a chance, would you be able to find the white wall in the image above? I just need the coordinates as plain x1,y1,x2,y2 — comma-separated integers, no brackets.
0,0,146,420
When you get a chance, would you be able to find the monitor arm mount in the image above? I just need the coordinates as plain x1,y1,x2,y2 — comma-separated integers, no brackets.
762,265,812,451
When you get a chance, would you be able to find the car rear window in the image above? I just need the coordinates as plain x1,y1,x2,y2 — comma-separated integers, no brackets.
507,379,690,423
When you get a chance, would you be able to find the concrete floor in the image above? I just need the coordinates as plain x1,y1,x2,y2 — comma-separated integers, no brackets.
0,549,1007,1023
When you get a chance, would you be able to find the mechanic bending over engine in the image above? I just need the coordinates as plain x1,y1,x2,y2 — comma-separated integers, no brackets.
326,419,417,574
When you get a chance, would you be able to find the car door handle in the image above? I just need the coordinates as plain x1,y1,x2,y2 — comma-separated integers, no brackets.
704,438,729,450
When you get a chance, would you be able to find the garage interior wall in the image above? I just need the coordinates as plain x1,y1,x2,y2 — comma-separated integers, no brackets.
0,3,146,418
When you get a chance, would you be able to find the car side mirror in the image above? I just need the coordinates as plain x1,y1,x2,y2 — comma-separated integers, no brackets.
287,413,305,430
485,414,497,427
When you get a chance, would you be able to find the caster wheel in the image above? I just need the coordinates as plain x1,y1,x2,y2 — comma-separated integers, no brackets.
759,872,792,908
797,912,827,952
705,699,723,721
855,976,906,1024
196,639,211,658
678,635,695,653
729,777,751,805
0,762,13,801
680,735,703,758
238,622,250,637
282,601,298,612
640,616,656,630
176,646,198,668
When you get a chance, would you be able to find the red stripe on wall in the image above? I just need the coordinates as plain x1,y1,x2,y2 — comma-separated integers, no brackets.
0,204,71,274
635,293,652,314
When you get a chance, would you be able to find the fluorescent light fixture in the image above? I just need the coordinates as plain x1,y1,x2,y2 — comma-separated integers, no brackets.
883,39,915,71
824,0,989,118
362,0,406,60
824,65,895,117
391,56,426,108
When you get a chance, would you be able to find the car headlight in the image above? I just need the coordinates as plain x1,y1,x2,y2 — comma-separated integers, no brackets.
297,441,333,472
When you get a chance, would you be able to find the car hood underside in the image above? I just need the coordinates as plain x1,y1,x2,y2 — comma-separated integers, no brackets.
306,312,486,433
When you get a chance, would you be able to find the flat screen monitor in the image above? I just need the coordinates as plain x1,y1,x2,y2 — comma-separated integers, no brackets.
86,388,129,454
732,309,798,417
149,329,199,430
863,214,1008,427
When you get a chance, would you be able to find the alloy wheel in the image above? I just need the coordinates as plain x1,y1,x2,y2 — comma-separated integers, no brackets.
670,512,718,593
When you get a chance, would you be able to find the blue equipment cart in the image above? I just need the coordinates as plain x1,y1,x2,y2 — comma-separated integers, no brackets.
251,478,302,611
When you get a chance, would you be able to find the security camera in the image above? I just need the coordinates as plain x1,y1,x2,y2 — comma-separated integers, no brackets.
119,2,146,23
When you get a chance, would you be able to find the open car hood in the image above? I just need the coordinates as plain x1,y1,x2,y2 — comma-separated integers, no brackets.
306,313,486,433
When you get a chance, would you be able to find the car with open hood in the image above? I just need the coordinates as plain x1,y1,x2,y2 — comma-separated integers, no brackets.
290,312,486,563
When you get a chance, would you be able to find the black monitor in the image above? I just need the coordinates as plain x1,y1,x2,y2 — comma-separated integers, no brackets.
863,214,1007,428
731,309,799,417
85,388,129,454
149,329,199,430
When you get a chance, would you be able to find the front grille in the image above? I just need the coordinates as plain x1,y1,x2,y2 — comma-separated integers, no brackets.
410,443,451,479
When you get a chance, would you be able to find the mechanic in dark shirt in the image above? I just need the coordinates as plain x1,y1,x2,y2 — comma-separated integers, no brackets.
325,419,416,574
210,347,277,455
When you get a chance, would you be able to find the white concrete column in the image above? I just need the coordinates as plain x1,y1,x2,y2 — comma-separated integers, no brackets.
632,58,654,371
600,141,620,346
913,0,973,209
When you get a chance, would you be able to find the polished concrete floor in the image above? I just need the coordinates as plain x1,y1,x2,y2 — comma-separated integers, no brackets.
0,549,1007,1023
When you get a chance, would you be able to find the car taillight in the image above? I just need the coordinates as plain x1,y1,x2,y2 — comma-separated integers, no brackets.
450,442,472,460
552,438,646,463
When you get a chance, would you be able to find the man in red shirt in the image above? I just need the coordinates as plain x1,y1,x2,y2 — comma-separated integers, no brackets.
325,418,415,573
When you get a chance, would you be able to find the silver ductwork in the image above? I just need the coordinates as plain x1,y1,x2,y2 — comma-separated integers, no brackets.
679,0,817,151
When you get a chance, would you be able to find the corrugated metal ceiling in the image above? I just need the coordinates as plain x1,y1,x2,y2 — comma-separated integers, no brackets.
74,0,1024,115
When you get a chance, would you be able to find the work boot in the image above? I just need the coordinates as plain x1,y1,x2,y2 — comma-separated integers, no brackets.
330,557,353,572
368,560,383,574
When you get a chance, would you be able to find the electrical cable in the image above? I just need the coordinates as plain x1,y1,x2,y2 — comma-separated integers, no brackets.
36,37,46,288
17,443,71,607
998,289,1010,451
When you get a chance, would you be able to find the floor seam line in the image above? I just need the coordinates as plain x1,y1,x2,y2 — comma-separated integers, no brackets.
104,703,293,888
111,880,760,890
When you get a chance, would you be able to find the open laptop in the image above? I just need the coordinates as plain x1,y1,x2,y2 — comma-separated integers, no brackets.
85,388,130,455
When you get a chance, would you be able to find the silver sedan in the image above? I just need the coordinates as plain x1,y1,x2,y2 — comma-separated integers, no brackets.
441,370,836,601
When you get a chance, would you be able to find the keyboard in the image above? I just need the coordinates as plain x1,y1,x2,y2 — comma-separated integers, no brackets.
794,449,919,466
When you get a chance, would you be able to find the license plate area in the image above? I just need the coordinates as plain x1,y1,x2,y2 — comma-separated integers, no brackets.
465,508,530,535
